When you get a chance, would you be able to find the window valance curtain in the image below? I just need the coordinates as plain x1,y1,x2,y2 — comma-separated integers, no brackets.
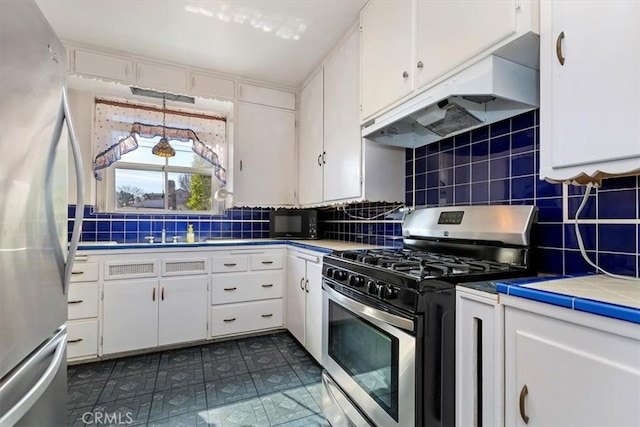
93,98,226,184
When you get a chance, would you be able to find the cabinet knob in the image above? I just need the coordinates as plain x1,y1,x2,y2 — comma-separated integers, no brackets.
402,71,409,78
556,31,565,65
519,384,529,424
417,61,424,69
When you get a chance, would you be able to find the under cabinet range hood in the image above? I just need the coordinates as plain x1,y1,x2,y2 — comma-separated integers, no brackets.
362,55,539,148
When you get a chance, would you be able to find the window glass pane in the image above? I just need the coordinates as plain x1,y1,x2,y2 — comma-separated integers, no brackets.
168,139,200,168
120,136,166,166
167,172,212,211
115,169,165,210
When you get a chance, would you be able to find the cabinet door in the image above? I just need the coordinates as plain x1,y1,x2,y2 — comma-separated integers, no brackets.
74,50,133,83
190,73,234,99
540,1,640,180
323,29,362,202
505,306,640,426
102,279,158,354
238,84,296,110
304,259,323,363
158,276,208,346
416,0,517,89
136,62,188,93
298,70,324,205
235,102,295,206
360,0,413,120
285,255,307,345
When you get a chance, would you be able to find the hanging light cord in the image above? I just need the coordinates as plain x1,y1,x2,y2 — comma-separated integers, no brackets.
574,183,639,281
162,98,167,137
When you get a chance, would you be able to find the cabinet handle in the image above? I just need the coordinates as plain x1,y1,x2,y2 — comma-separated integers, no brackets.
223,318,236,322
299,277,304,290
67,338,83,344
261,313,273,318
305,279,309,293
191,76,196,88
402,71,409,78
224,287,237,291
261,284,273,288
322,151,326,164
152,287,156,302
71,271,84,275
317,154,322,166
417,61,424,69
239,160,243,171
161,287,165,301
67,300,83,304
519,384,529,424
261,260,274,265
556,31,565,65
224,263,237,267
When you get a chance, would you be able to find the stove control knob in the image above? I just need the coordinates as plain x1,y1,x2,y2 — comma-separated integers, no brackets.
367,280,379,296
378,285,397,300
325,268,334,279
348,275,364,288
333,270,347,281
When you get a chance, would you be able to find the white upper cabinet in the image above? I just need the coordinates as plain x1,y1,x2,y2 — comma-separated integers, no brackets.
238,83,296,110
136,61,188,93
234,102,296,207
189,73,235,100
298,69,324,205
74,49,133,84
360,0,414,120
539,1,640,182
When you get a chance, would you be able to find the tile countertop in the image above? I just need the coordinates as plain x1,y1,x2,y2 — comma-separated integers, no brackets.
496,274,640,325
76,238,388,254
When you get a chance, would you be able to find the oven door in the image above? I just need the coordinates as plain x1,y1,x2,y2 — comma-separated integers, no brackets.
322,281,416,427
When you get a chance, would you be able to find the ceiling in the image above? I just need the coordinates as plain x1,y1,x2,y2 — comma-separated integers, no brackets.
35,0,367,89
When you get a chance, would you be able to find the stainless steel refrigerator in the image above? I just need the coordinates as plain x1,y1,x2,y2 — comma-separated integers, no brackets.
0,0,85,425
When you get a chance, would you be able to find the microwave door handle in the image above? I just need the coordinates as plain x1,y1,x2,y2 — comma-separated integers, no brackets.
63,87,85,295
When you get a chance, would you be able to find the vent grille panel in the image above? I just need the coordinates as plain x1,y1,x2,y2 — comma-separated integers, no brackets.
106,262,156,280
166,261,206,273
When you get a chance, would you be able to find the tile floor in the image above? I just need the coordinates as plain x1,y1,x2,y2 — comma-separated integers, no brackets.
67,332,329,426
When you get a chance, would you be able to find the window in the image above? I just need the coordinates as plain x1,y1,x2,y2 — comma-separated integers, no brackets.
93,99,228,213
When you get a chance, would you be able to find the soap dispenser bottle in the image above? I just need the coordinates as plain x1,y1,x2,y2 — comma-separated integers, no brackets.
186,224,195,243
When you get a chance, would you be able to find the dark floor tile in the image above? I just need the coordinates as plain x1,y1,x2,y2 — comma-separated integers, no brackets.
203,356,249,380
251,366,303,396
279,346,313,365
109,353,160,379
68,405,94,427
205,373,259,408
98,372,157,403
68,361,114,386
201,340,242,361
92,393,153,426
148,384,208,421
68,382,104,410
155,363,204,391
237,335,278,355
243,349,289,372
147,410,210,426
291,361,323,385
159,347,203,367
269,332,300,349
261,386,322,426
204,398,270,427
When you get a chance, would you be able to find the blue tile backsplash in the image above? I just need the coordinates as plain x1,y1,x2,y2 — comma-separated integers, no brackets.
405,109,639,277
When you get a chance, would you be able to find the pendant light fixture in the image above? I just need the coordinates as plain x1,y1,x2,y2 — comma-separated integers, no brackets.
152,97,176,158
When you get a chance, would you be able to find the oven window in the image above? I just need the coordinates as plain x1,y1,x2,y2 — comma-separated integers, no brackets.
328,300,399,421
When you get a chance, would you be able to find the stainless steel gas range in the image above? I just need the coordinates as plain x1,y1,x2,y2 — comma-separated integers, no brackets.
320,205,537,427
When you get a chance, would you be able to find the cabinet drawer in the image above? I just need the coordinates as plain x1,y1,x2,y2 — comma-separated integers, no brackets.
250,254,284,271
67,283,99,320
190,73,234,99
66,319,98,359
211,299,283,337
212,271,283,304
70,262,99,282
212,256,248,273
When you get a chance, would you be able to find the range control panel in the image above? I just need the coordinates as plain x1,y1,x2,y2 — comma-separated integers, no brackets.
437,211,464,225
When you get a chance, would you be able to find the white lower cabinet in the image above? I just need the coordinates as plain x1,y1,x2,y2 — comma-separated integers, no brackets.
503,295,640,426
211,299,283,337
66,256,100,362
158,277,208,346
66,319,99,360
285,249,323,363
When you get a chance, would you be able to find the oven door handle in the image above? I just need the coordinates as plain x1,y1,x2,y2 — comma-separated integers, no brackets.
324,283,414,332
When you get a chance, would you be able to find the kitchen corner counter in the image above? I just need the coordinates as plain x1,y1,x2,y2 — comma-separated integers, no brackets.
496,274,640,324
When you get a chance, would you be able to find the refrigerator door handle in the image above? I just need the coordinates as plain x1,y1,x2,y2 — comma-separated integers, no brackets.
63,87,85,295
0,328,67,426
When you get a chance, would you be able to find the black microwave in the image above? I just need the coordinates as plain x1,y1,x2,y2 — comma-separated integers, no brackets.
269,209,320,239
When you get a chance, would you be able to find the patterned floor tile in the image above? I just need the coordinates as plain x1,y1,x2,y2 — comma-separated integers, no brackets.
68,361,114,386
146,410,210,426
237,335,278,355
159,346,203,367
243,349,289,372
203,356,249,381
98,371,157,403
155,363,205,391
109,353,161,379
304,383,324,409
204,398,270,427
291,361,323,385
251,365,303,396
148,384,208,421
272,413,330,427
91,393,153,426
279,346,313,365
201,340,242,361
68,405,94,427
68,382,104,410
205,373,259,408
268,332,301,349
261,386,322,426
